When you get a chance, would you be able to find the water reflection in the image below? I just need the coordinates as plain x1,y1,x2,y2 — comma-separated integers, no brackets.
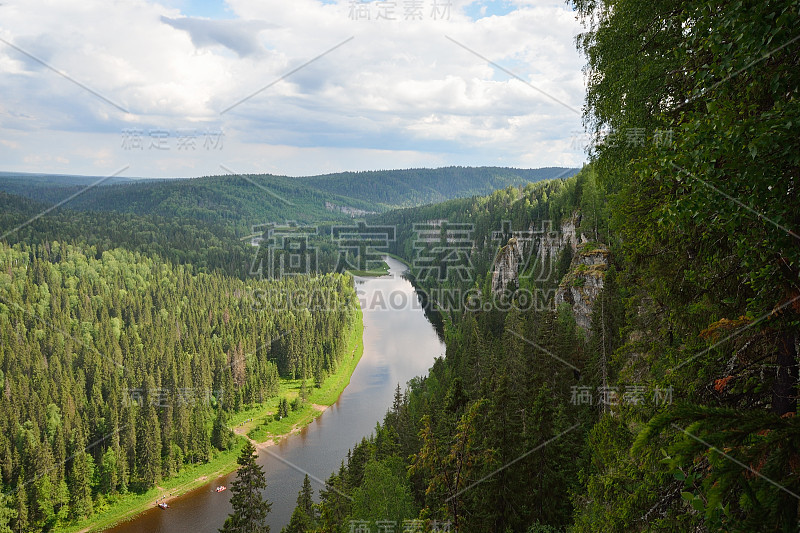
107,257,445,532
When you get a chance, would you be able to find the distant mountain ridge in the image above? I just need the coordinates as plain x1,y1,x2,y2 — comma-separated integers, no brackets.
299,166,577,206
0,166,578,233
0,171,145,203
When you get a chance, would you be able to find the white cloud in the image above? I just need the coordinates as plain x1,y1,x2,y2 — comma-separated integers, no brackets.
0,0,587,177
160,16,273,58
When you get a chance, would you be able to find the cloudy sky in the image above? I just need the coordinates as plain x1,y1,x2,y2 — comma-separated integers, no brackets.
0,0,588,178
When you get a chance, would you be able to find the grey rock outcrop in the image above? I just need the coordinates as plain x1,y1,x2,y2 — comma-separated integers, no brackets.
491,237,523,293
489,211,609,333
490,213,586,295
554,243,610,330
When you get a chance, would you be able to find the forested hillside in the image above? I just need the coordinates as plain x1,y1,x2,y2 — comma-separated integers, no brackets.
0,192,251,279
285,171,604,533
0,167,577,235
0,173,138,204
0,0,797,530
301,167,576,207
0,240,358,530
0,160,574,532
284,0,800,531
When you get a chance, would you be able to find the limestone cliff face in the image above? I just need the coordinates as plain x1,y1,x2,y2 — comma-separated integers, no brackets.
489,212,609,333
491,237,522,293
490,213,585,295
554,243,610,331
541,213,584,259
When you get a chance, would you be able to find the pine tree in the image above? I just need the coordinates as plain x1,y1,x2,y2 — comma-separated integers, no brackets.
282,474,315,533
68,426,93,519
29,442,55,530
219,441,271,533
0,489,15,533
211,408,234,451
135,381,162,487
277,398,290,419
299,380,308,403
318,463,350,532
187,405,210,464
12,483,26,533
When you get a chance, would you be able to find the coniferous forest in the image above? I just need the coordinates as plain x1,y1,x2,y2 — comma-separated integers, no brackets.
0,0,798,532
0,163,579,532
0,236,358,530
281,1,800,532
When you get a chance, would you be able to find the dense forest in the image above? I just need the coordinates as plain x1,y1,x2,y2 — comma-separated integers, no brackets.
0,162,578,532
283,170,605,533
0,167,578,236
0,174,138,201
283,0,800,531
301,167,577,208
0,192,251,279
1,0,798,530
0,238,358,531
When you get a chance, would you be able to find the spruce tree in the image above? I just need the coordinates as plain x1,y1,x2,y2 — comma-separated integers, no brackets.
299,380,308,403
211,408,234,451
135,381,162,487
282,474,315,533
219,441,271,533
0,489,15,533
277,398,290,419
12,483,26,533
68,427,93,519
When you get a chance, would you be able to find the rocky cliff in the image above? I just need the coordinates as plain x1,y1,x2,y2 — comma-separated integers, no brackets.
554,242,610,331
490,212,609,332
491,213,585,294
541,212,583,259
491,237,523,293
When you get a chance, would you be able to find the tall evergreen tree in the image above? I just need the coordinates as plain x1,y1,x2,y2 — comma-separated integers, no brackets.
0,490,15,533
282,474,315,533
135,380,162,488
11,484,26,533
220,441,271,533
211,408,234,451
68,426,93,519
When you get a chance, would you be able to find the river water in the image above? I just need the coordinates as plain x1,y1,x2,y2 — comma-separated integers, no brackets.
107,257,445,532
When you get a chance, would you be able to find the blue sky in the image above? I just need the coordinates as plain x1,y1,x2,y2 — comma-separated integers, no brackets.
0,0,587,178
463,0,518,20
178,0,238,19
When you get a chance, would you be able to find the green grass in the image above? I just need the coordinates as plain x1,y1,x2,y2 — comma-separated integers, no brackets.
61,441,245,533
383,252,411,268
247,308,364,442
346,260,391,277
571,277,586,288
61,308,364,533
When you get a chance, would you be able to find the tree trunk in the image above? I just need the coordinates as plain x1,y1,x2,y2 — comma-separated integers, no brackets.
772,331,798,416
772,331,799,530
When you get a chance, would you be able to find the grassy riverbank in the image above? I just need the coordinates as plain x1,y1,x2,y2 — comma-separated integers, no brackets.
346,259,390,277
347,254,411,278
63,307,364,533
66,442,246,533
244,308,364,442
383,252,410,268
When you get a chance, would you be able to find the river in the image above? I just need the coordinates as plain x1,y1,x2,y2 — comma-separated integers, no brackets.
106,256,445,532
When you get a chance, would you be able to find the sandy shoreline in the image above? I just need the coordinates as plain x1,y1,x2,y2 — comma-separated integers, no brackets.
72,333,360,533
76,403,334,533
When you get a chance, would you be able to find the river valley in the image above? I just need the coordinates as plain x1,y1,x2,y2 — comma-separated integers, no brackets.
106,257,445,532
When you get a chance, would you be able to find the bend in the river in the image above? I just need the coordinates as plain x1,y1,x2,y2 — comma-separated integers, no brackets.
106,256,446,532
